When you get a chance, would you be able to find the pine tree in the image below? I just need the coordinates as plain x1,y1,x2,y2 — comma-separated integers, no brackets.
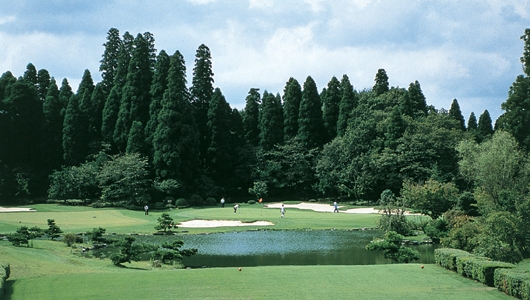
145,50,171,150
385,107,405,149
283,77,302,141
448,99,466,131
259,91,284,150
467,112,478,132
23,63,38,88
298,76,324,148
477,110,494,143
63,94,88,166
153,50,200,183
43,78,64,170
373,69,389,96
407,80,427,117
190,44,214,166
101,86,121,146
126,121,147,156
337,75,357,137
322,76,341,142
100,28,121,96
243,88,261,146
59,78,73,116
114,33,153,152
37,69,51,102
207,88,232,185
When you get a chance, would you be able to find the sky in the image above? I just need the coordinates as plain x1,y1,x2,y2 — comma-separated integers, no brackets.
1,0,529,122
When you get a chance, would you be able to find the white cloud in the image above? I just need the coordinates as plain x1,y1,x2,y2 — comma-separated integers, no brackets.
185,0,217,4
249,0,274,10
0,15,16,25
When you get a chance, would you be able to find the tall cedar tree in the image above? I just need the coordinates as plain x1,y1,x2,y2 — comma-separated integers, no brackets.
37,69,51,102
190,44,214,167
243,88,260,146
477,110,494,143
99,28,121,96
145,50,171,149
385,106,405,149
373,69,389,96
126,120,147,156
322,76,341,142
42,78,64,170
283,78,302,141
259,91,284,150
337,75,357,137
59,79,73,116
298,76,324,148
153,50,201,184
407,80,428,117
114,33,153,152
448,99,466,131
63,94,88,166
207,88,233,186
23,63,38,88
467,112,478,132
101,87,121,146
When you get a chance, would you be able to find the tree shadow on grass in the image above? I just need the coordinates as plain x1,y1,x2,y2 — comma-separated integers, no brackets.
4,279,15,300
114,264,150,270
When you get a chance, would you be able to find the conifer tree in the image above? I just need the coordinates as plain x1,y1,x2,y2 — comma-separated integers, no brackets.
59,78,73,116
337,75,357,137
126,121,147,156
373,69,389,96
37,69,51,102
101,87,121,146
407,80,427,117
23,63,38,88
114,33,153,152
153,50,200,183
43,78,64,170
100,28,121,96
448,99,466,131
477,110,494,143
207,88,232,185
145,50,171,149
322,76,341,142
63,94,88,166
283,78,302,141
259,91,284,150
298,76,324,148
385,107,405,149
243,88,261,146
467,112,478,132
190,44,214,166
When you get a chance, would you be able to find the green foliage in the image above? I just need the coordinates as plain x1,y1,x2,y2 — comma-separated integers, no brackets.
448,99,466,131
337,74,357,137
47,219,63,240
151,240,197,264
0,262,9,298
494,268,530,299
249,181,268,200
401,179,458,219
63,233,83,247
435,248,473,271
243,88,261,146
7,226,43,247
298,76,324,148
109,236,157,266
477,110,494,143
283,78,302,141
86,227,115,244
373,69,389,96
258,91,284,150
322,76,341,142
424,218,449,240
155,213,175,232
175,198,189,208
365,231,420,263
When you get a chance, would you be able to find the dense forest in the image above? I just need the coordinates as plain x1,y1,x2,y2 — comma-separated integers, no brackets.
1,27,530,261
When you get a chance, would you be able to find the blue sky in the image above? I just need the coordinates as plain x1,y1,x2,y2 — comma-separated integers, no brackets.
1,0,529,122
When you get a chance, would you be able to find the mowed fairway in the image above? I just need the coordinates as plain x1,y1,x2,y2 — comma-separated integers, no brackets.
5,264,511,300
0,203,382,234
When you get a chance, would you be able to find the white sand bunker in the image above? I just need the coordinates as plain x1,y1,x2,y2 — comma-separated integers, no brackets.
0,207,36,212
179,220,274,228
265,203,420,215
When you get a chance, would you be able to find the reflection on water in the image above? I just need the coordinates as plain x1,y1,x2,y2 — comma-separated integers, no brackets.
132,230,439,268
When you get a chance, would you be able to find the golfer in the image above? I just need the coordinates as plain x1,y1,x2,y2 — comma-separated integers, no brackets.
281,204,285,218
221,197,225,208
334,201,339,213
234,204,239,213
144,205,149,215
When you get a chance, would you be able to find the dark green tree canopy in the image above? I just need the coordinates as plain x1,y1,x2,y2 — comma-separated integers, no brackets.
449,99,466,131
283,78,302,141
243,88,261,146
373,69,389,96
298,76,324,148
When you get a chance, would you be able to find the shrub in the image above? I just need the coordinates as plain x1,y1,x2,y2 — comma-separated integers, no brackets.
155,202,166,209
205,197,217,206
435,248,473,271
63,233,83,247
189,194,203,206
473,260,515,287
376,214,413,236
248,200,256,204
495,268,530,299
0,262,10,298
175,198,189,208
166,204,176,209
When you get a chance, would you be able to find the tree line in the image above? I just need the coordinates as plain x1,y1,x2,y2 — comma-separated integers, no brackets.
0,27,528,208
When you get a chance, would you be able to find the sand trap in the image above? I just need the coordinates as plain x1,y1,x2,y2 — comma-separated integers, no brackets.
265,203,421,215
179,220,274,228
0,207,36,212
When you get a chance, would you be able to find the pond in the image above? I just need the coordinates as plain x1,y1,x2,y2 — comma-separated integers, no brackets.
128,230,440,268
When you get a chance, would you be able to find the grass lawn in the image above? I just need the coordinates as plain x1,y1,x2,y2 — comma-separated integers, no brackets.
0,203,382,234
0,204,513,299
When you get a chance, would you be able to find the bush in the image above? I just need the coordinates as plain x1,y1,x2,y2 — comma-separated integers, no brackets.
166,204,176,209
376,215,413,236
435,248,473,271
175,198,188,207
495,268,530,299
189,194,203,206
248,200,256,204
424,218,449,241
473,260,515,287
63,233,83,247
205,197,217,206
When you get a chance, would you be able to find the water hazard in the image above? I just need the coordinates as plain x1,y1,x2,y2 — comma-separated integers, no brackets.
132,230,440,268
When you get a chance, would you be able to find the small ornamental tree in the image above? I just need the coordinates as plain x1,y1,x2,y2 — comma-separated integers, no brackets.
46,219,63,240
152,240,198,265
7,226,43,247
110,236,157,266
155,213,175,232
86,227,115,244
365,231,420,263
